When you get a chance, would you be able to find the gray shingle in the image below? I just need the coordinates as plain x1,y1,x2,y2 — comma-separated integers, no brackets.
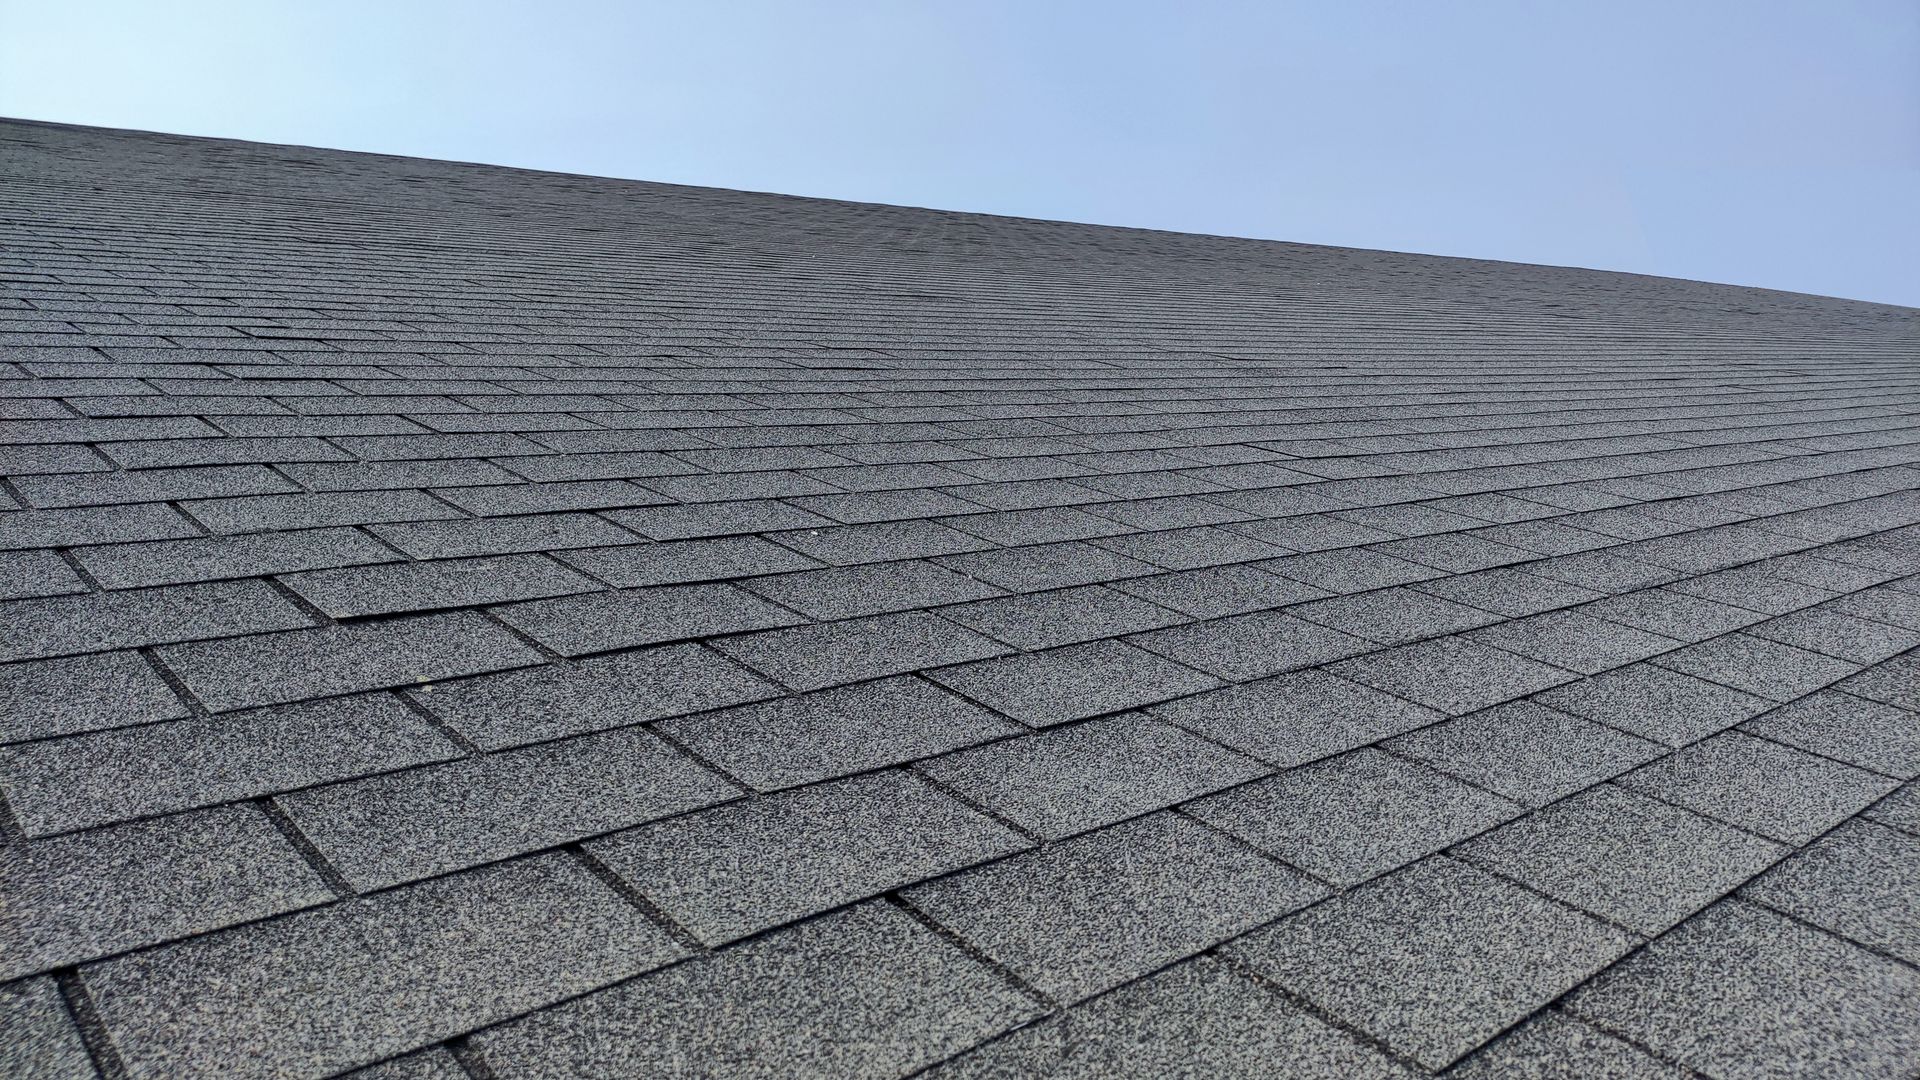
0,805,331,978
0,692,459,836
0,549,87,601
1450,1011,1689,1079
155,610,542,712
85,853,685,1080
1328,635,1577,716
1742,689,1920,778
13,465,295,509
280,553,598,618
1109,562,1327,619
1225,856,1637,1069
1289,586,1502,644
943,584,1186,650
1565,900,1920,1078
738,558,1004,619
476,901,1039,1080
0,977,95,1080
923,956,1413,1079
407,642,779,750
921,714,1266,839
0,580,313,663
1838,651,1920,711
936,539,1159,592
1188,747,1519,885
1457,784,1785,934
659,675,1022,790
1653,632,1859,701
590,770,1027,944
712,610,1010,692
1388,701,1663,807
1618,731,1897,844
0,503,199,551
1533,662,1774,746
0,651,185,743
492,582,799,656
1127,610,1374,681
1150,667,1444,765
279,726,737,891
1468,609,1682,675
929,639,1222,727
906,812,1325,1004
603,498,834,540
556,535,820,587
768,519,993,566
368,512,638,559
72,526,397,590
1743,819,1920,964
1576,586,1767,641
183,490,463,534
1749,606,1920,664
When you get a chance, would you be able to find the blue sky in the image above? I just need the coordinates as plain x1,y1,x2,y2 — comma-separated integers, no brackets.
5,1,1916,306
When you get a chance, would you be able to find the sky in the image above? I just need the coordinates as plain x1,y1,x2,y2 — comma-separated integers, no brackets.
4,1,1917,307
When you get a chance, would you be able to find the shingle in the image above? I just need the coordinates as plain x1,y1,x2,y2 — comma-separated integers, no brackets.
106,436,352,469
0,977,95,1080
72,526,397,589
155,610,542,712
1618,731,1897,844
408,642,778,750
492,583,801,656
1654,633,1862,700
603,498,834,540
1290,586,1503,645
930,639,1222,727
280,553,598,617
738,558,1003,619
1151,667,1443,765
1533,661,1773,746
591,770,1027,944
555,535,820,587
1128,610,1374,681
431,479,663,516
1749,606,1920,664
1576,586,1767,641
1109,562,1326,618
13,465,295,509
1467,609,1681,675
1188,748,1519,885
943,584,1186,650
935,539,1159,591
1328,635,1577,715
922,714,1265,839
279,726,736,891
923,956,1414,1079
1411,566,1605,617
1837,651,1920,711
763,518,993,566
1389,700,1663,806
475,901,1039,1080
1743,819,1920,964
368,512,638,559
1742,689,1920,778
906,812,1324,1004
0,502,199,550
328,431,549,460
278,458,520,491
1225,856,1637,1069
0,805,331,978
1866,780,1920,833
0,549,87,601
0,693,459,836
1565,900,1920,1078
659,675,1022,790
183,490,463,533
0,651,185,743
0,580,313,663
1449,1011,1690,1080
85,853,685,1080
338,1048,468,1080
712,610,1010,692
1457,784,1785,934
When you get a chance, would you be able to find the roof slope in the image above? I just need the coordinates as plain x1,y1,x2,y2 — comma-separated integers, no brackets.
2,118,1919,1079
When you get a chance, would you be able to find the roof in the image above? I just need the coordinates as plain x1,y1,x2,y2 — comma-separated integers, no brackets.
1,117,1918,1079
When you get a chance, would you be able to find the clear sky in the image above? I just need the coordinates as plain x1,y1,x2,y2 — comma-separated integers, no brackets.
5,1,1916,307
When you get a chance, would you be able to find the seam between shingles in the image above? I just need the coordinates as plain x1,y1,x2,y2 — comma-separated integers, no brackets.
566,844,708,954
445,1036,498,1080
55,969,131,1080
885,892,1059,1014
256,797,355,898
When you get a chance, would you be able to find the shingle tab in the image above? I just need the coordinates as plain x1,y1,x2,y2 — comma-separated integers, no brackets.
929,639,1222,727
0,977,95,1080
905,812,1325,1003
85,853,686,1080
712,610,1011,691
590,770,1028,944
1150,668,1443,765
476,902,1039,1080
492,583,800,656
0,651,185,743
1227,856,1638,1069
0,580,313,663
279,726,737,890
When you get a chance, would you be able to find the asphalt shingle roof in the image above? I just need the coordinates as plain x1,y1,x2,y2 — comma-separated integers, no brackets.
2,117,1919,1078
